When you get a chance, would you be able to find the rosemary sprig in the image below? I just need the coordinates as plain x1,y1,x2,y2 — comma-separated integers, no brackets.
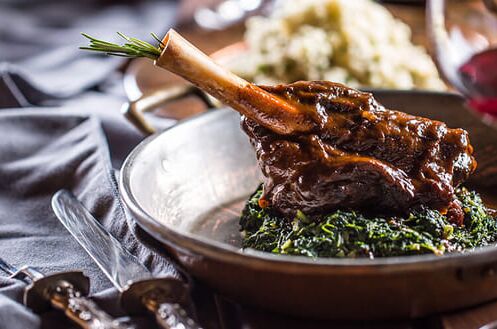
80,32,164,60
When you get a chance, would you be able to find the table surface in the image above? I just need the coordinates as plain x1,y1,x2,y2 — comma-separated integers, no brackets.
169,3,497,328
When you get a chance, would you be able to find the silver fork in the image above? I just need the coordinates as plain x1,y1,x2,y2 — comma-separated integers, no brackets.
0,257,131,329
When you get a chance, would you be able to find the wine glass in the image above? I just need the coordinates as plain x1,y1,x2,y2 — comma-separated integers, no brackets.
427,0,497,118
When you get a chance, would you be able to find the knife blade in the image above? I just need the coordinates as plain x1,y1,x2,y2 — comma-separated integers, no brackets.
52,190,202,329
0,257,129,329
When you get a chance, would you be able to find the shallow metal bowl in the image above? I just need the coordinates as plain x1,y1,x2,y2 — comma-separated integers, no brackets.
120,90,497,320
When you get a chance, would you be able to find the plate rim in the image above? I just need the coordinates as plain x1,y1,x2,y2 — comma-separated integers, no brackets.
119,91,497,273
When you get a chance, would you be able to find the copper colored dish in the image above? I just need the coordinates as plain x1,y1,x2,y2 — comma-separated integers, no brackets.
119,90,497,320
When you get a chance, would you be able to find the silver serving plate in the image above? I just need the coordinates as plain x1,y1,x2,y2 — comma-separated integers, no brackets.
120,90,497,320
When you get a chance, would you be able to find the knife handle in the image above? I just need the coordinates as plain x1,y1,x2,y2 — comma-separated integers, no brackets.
48,280,132,329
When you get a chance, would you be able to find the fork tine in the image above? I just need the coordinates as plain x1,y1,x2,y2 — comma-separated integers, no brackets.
0,257,17,276
0,259,43,281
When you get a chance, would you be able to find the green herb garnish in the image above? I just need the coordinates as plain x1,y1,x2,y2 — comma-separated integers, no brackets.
240,187,497,258
80,32,163,60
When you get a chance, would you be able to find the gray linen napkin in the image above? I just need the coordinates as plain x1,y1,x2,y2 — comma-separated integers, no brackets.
0,0,177,98
0,109,188,328
0,0,187,327
0,108,184,328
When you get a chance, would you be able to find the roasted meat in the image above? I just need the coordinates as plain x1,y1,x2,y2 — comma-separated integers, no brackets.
242,81,476,224
124,30,477,225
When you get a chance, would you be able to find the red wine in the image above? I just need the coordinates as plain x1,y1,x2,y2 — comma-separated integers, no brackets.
458,48,497,114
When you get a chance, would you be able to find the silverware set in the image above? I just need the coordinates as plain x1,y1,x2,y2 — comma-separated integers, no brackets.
0,190,201,329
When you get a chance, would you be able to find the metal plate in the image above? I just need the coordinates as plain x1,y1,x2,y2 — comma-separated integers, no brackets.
120,90,497,320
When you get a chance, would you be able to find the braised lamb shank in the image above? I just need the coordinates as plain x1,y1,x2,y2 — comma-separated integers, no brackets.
150,30,476,225
242,81,476,224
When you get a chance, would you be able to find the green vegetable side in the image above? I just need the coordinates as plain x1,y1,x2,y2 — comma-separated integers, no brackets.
240,186,497,258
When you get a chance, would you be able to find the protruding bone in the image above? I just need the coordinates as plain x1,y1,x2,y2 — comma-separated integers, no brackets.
155,29,313,135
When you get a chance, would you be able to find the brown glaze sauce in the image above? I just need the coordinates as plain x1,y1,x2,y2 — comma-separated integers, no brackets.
241,81,477,225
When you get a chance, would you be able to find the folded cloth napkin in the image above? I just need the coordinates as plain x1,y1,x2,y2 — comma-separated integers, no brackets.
0,0,177,98
0,0,191,328
0,107,186,328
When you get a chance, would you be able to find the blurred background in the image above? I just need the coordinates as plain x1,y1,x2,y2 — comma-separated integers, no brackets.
1,0,496,124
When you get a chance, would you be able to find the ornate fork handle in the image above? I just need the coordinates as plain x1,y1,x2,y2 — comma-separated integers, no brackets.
146,300,202,329
48,280,132,329
119,277,201,329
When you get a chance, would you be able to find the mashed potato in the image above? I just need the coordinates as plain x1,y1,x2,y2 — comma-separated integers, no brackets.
232,0,445,90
